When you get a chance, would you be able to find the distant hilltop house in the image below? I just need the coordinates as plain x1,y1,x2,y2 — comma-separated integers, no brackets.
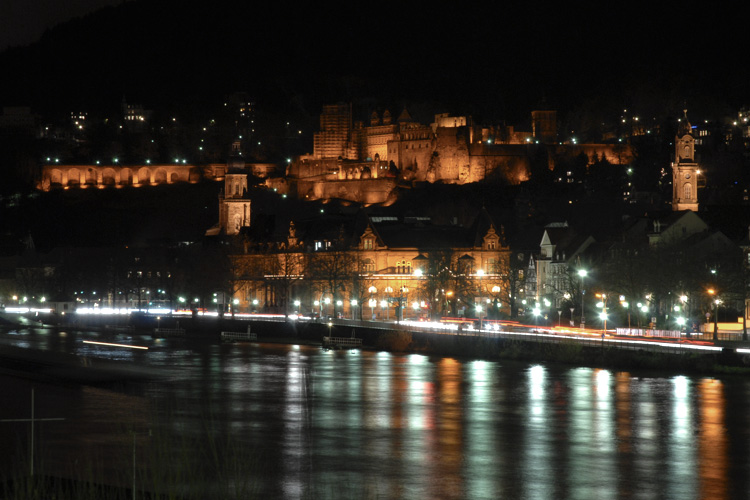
271,103,634,204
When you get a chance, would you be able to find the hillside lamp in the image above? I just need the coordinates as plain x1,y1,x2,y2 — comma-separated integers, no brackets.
577,269,588,328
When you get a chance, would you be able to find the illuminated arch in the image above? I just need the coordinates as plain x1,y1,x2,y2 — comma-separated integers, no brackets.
49,169,63,186
137,167,151,185
84,168,97,185
101,168,116,186
67,168,80,186
154,168,168,184
120,168,134,185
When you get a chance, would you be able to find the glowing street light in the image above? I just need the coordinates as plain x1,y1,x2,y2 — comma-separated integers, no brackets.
577,269,588,328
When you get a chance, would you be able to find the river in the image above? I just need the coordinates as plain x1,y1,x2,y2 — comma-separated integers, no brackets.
1,327,749,499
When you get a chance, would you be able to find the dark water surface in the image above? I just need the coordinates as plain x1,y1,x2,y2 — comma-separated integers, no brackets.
1,328,750,499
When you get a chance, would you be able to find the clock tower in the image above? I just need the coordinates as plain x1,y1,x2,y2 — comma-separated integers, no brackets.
672,109,699,212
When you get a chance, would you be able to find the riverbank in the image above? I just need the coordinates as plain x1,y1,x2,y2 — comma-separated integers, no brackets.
4,313,750,377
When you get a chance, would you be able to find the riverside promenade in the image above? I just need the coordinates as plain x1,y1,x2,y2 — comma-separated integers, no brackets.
4,310,750,376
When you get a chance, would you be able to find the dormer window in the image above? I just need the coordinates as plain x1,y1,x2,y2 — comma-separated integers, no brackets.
363,238,374,250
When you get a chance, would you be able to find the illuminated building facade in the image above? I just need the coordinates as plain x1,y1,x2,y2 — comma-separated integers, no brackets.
232,210,510,320
533,222,595,309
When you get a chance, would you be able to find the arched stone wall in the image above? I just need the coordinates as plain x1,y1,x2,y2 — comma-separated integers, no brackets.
84,168,97,185
49,169,63,186
68,168,80,186
137,167,151,185
189,167,201,183
120,168,134,185
154,168,168,184
38,164,213,191
102,168,116,186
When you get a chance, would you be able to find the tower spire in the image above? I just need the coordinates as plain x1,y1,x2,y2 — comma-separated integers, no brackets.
672,108,699,212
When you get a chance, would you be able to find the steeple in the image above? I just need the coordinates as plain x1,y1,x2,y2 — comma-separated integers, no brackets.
672,108,699,212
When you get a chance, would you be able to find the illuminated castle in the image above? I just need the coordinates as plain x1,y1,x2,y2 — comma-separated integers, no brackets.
276,104,634,204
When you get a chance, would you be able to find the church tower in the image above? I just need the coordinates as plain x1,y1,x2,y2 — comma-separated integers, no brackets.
672,109,699,212
220,141,251,235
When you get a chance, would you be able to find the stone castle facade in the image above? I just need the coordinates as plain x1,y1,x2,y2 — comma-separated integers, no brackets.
277,104,634,203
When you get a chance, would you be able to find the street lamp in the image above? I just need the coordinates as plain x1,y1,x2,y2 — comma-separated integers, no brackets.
707,288,718,341
577,269,588,328
596,293,608,336
350,299,358,320
676,316,686,338
532,304,541,330
398,286,408,322
477,269,485,323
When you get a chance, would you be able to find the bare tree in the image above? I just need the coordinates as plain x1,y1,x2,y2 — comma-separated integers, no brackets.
308,249,356,318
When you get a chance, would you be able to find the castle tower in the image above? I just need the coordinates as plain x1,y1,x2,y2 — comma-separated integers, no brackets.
672,110,699,212
531,110,557,144
219,172,251,235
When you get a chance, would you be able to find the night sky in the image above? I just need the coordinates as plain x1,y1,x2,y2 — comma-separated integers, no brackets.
0,1,747,122
0,0,123,50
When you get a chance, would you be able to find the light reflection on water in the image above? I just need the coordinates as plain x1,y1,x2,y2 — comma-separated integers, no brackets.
1,330,750,499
